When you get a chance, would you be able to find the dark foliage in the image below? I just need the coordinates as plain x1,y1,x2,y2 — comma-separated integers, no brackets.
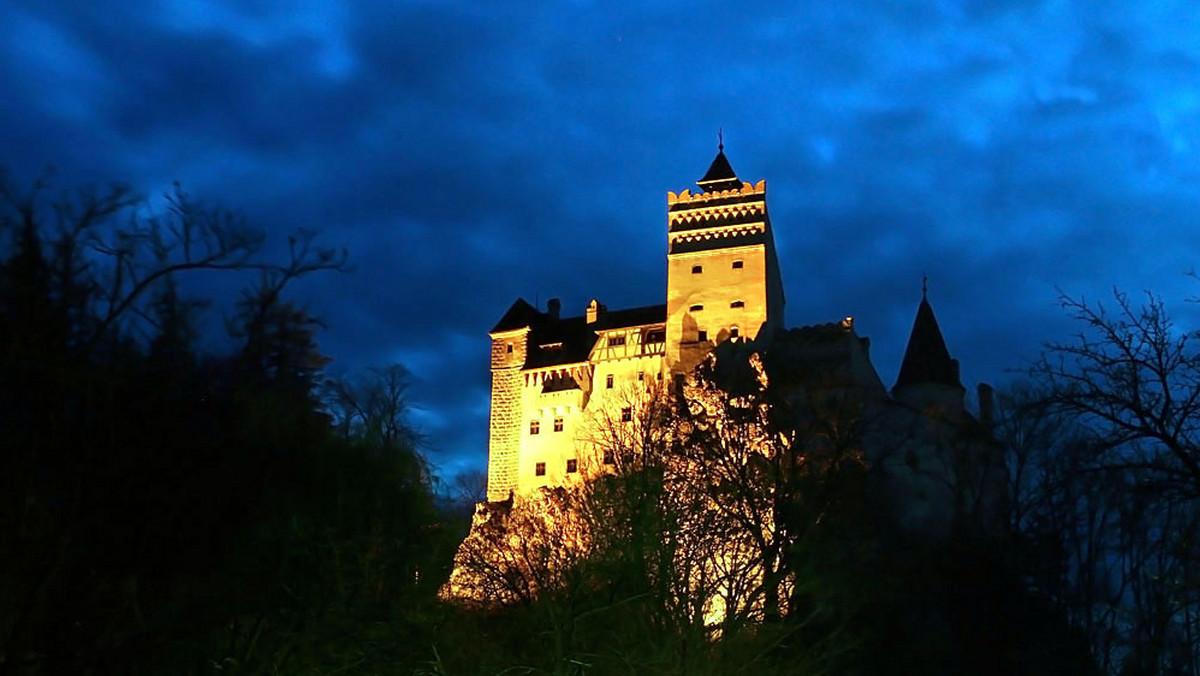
0,175,458,674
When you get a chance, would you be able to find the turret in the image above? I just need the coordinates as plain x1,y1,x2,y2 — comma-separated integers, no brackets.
892,285,965,419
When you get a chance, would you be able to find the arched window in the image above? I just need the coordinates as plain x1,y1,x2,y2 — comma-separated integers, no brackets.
730,326,740,339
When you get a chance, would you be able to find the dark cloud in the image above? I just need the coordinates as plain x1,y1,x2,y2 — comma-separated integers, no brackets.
5,0,1200,481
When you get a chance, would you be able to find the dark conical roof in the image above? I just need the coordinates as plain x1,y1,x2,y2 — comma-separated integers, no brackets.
893,295,962,392
491,298,539,333
697,149,741,193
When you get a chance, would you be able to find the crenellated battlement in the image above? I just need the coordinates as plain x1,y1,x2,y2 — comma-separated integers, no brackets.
667,179,765,207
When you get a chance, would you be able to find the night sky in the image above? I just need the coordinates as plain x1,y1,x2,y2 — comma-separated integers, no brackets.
4,1,1199,483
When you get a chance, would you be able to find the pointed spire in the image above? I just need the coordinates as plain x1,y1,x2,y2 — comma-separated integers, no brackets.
697,132,741,193
893,285,962,393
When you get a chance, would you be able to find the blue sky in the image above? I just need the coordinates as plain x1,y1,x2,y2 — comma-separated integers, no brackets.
4,0,1200,481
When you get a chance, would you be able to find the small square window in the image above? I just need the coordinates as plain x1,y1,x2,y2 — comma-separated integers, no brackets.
554,417,564,432
535,462,546,476
621,407,632,422
730,300,744,308
732,260,744,269
697,330,707,342
566,459,578,473
603,450,615,465
606,374,614,389
692,265,703,274
530,420,540,435
690,304,703,312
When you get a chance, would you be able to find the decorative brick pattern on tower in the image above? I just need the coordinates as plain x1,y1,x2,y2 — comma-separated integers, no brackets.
487,329,528,501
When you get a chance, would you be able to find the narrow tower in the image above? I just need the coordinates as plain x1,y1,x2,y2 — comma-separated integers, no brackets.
486,298,537,501
892,284,965,418
665,144,785,372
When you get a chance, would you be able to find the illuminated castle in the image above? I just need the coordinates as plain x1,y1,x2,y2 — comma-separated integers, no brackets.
484,146,995,525
485,145,791,501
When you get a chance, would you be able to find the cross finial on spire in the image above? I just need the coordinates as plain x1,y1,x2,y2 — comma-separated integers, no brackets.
718,128,724,152
922,272,928,300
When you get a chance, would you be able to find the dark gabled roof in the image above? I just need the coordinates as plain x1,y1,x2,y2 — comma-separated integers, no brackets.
511,303,672,369
893,297,962,392
490,298,539,333
525,318,595,368
595,303,666,331
697,149,742,193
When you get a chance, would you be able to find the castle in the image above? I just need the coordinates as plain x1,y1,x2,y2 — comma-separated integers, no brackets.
485,145,996,528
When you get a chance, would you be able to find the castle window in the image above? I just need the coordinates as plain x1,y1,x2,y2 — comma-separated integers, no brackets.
690,304,703,312
554,417,564,432
730,300,745,309
535,462,546,476
657,372,663,381
606,374,614,389
638,371,644,382
697,330,708,342
566,459,578,473
692,265,703,274
732,260,744,269
621,407,632,422
608,335,626,347
530,421,540,435
603,450,615,465
506,343,513,353
730,326,740,339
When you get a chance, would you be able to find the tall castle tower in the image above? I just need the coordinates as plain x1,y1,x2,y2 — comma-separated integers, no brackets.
665,145,786,372
483,145,789,501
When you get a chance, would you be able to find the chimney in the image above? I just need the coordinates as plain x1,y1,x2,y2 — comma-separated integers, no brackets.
586,298,605,324
978,383,994,431
547,298,561,321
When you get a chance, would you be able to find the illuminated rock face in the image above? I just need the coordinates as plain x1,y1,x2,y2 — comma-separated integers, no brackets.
484,149,785,502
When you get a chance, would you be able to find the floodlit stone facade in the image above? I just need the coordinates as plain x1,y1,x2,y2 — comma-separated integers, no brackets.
455,146,1007,611
482,146,1004,529
485,147,786,501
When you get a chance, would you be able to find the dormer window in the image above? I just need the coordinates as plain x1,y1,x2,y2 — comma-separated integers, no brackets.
730,300,745,309
692,265,703,274
732,260,744,269
690,304,704,312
